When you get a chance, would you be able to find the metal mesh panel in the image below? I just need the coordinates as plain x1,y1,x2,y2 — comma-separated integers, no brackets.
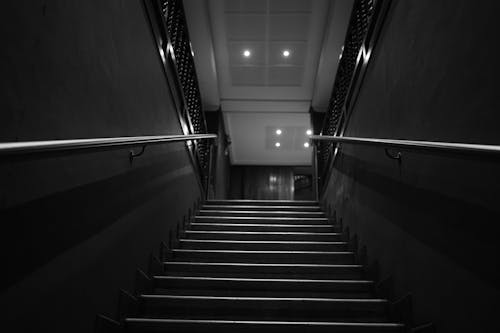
162,0,210,178
317,0,375,184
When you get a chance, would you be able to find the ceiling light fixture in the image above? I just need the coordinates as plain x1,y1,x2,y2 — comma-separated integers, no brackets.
243,49,251,57
304,142,310,148
282,50,291,57
275,142,281,148
306,129,312,136
276,129,282,135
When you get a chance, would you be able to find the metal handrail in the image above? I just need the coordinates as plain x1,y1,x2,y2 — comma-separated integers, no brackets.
311,135,500,155
0,134,217,156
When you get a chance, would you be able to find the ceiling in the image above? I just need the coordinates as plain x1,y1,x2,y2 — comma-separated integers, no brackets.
184,0,354,165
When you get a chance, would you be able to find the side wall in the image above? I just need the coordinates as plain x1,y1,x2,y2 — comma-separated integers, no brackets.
0,1,202,332
205,110,231,199
322,1,500,332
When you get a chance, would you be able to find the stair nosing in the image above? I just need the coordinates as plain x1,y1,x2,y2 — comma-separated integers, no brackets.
164,261,362,268
184,230,342,235
153,276,373,283
198,210,325,215
190,223,336,227
172,249,353,254
139,294,387,303
125,318,403,327
195,216,329,221
179,239,347,245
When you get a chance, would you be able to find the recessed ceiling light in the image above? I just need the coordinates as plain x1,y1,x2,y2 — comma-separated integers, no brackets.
276,129,282,135
304,142,310,148
306,129,312,136
282,50,291,57
275,142,281,148
243,49,251,57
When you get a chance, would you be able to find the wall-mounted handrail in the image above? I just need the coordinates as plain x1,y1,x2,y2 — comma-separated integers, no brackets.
0,134,217,156
311,135,500,155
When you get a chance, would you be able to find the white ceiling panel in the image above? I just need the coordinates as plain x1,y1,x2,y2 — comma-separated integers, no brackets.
231,66,267,86
268,66,304,86
228,41,266,66
269,0,312,13
268,41,307,66
226,14,267,40
269,14,310,41
225,0,267,13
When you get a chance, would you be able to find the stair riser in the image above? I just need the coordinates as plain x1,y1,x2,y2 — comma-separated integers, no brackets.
139,298,389,321
202,205,323,212
189,224,342,233
171,251,355,264
194,216,330,224
182,231,344,241
178,241,348,251
198,210,326,218
163,263,364,279
154,278,373,293
205,200,319,206
126,320,405,333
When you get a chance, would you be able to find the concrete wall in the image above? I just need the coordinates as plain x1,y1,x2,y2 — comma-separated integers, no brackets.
0,1,202,332
322,1,500,332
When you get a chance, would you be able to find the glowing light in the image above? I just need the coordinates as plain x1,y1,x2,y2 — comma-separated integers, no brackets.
276,129,282,135
304,142,310,148
243,49,251,57
275,142,281,148
282,50,290,57
306,129,312,135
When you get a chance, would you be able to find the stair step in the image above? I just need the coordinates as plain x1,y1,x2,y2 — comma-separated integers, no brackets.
163,261,364,279
171,249,355,264
205,200,319,206
182,230,344,241
153,276,373,293
178,239,348,251
194,216,330,224
138,294,389,321
150,288,373,298
198,210,325,218
125,318,405,332
202,204,322,212
189,223,341,233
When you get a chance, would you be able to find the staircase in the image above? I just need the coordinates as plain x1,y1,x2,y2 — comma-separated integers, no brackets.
123,200,406,332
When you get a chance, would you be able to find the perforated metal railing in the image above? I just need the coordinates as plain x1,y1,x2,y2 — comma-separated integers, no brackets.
317,0,377,188
160,0,211,183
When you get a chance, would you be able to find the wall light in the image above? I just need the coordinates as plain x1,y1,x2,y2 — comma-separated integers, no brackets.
282,50,291,57
275,142,281,148
306,129,312,136
276,129,282,135
304,142,310,148
243,49,251,57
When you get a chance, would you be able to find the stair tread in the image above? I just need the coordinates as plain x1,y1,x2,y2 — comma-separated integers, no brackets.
118,203,406,332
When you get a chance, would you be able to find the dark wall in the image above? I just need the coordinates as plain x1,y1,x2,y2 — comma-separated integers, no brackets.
205,110,230,199
0,1,202,332
230,166,314,200
322,1,500,332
